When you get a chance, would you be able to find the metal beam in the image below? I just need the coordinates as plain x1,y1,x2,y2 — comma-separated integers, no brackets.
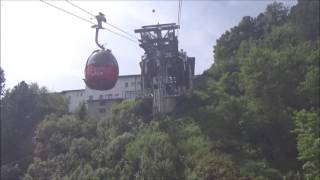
134,24,179,33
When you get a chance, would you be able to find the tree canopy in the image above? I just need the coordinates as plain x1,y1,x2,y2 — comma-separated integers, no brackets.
1,1,319,179
1,82,69,179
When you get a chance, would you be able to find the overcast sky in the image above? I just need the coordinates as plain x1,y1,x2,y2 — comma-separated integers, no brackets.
1,0,297,92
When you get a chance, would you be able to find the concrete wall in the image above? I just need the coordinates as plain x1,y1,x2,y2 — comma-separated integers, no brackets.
61,89,86,112
61,75,142,119
87,99,122,120
85,75,142,101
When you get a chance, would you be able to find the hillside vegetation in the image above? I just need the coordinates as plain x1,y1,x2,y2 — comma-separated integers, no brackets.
1,1,319,179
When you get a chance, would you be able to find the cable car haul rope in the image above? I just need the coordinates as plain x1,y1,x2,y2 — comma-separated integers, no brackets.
39,0,125,90
39,0,184,92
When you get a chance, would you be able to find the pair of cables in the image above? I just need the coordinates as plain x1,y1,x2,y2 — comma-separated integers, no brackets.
177,0,183,37
40,0,139,44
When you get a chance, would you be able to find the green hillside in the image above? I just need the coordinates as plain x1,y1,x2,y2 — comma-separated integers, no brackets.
1,1,319,179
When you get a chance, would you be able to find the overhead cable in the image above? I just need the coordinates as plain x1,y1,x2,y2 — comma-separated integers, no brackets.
103,28,138,44
178,0,181,26
64,0,138,40
65,0,96,17
40,0,138,44
104,22,138,40
177,0,182,36
40,0,95,25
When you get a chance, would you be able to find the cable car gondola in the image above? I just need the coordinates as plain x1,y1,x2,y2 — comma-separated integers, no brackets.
84,13,119,91
84,49,119,90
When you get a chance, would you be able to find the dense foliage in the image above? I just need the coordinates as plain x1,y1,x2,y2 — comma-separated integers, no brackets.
24,100,248,180
2,1,319,179
181,1,319,178
0,68,5,96
1,82,69,179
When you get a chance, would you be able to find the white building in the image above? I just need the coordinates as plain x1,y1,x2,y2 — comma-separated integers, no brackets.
60,89,86,112
85,74,141,102
61,74,141,119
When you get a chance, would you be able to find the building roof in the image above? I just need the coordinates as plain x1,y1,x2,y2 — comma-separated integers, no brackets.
87,98,124,103
118,74,141,78
59,74,140,93
60,89,85,93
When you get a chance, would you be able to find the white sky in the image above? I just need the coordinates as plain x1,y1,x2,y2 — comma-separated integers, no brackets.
1,0,297,92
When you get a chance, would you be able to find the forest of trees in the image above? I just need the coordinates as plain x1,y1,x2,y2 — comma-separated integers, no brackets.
1,1,319,179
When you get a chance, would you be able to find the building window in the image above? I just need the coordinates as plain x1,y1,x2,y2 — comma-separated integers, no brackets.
115,93,119,97
80,92,83,96
99,108,106,114
125,82,129,88
131,82,135,86
89,96,93,100
125,91,136,99
99,95,103,100
104,94,113,99
100,100,107,106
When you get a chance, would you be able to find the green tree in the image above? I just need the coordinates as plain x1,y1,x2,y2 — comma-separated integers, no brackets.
1,81,68,179
24,100,140,180
293,110,320,179
105,100,145,136
0,67,5,96
21,1,320,179
184,0,319,176
290,0,320,41
75,102,88,120
123,124,180,180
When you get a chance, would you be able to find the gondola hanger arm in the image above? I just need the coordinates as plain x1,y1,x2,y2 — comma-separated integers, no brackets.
92,12,106,50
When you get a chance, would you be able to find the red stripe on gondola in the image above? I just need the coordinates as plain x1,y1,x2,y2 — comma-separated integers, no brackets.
84,49,119,90
85,65,118,80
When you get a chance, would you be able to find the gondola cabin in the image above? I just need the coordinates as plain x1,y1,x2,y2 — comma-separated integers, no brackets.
84,49,119,90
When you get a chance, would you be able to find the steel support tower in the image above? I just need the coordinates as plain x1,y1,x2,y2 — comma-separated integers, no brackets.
135,23,195,115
